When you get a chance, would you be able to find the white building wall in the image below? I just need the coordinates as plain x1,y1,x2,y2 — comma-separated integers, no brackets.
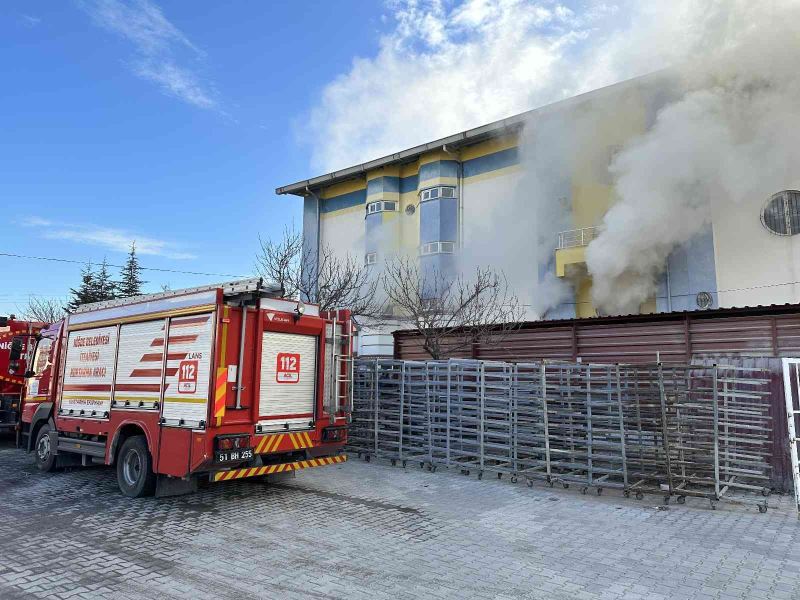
319,209,364,263
713,191,800,308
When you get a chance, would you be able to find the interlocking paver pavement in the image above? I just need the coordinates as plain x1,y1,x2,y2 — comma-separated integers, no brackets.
0,436,798,599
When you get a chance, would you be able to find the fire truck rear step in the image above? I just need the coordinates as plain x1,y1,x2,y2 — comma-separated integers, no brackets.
211,454,347,482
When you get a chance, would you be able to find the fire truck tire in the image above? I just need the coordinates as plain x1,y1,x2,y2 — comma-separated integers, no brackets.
116,436,156,498
34,424,56,472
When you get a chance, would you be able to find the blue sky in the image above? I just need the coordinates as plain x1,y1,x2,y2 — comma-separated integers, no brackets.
0,1,387,311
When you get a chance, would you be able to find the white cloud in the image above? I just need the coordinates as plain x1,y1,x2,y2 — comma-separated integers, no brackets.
20,14,42,27
80,0,217,110
302,0,718,173
21,217,196,260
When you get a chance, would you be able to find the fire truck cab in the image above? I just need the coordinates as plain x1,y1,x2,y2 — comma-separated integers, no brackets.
16,278,353,497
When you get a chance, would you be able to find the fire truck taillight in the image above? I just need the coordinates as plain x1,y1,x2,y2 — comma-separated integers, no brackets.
322,426,346,442
216,435,249,451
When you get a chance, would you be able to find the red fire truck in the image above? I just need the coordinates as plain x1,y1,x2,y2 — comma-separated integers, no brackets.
12,279,353,497
0,316,42,439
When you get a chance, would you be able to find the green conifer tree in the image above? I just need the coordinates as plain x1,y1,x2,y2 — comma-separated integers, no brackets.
67,262,98,312
94,258,116,301
117,241,146,297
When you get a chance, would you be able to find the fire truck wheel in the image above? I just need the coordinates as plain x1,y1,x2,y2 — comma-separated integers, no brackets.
34,424,56,472
117,436,156,498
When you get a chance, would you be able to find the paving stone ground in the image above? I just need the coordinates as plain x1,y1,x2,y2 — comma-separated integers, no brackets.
1,435,799,600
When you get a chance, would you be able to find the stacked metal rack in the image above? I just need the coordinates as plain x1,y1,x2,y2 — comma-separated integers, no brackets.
349,358,774,512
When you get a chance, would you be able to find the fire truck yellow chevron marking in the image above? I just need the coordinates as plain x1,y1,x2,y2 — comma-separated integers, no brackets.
255,431,316,454
211,455,347,482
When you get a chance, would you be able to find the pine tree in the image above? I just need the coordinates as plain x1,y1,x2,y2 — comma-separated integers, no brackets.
68,262,98,312
118,241,146,297
94,258,116,301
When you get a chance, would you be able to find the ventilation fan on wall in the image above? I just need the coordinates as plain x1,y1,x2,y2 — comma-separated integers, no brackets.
696,291,713,309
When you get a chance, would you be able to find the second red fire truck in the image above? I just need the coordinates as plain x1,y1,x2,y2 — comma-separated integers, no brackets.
12,278,353,497
0,316,42,440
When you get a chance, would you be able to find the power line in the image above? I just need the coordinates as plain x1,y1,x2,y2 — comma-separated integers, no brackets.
0,252,249,278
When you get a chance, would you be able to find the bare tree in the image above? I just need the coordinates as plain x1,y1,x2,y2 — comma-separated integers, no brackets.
255,228,382,316
19,296,68,323
297,246,383,317
255,227,302,298
382,257,524,360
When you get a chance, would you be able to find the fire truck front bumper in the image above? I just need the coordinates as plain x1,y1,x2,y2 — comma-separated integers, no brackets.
210,454,347,482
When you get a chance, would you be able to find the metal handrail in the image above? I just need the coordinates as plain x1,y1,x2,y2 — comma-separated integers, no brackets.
556,226,601,250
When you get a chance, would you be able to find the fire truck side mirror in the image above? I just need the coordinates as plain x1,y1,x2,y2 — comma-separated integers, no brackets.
8,337,23,361
0,316,7,327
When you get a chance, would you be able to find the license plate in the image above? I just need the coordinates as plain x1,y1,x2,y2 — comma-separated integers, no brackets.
215,448,254,463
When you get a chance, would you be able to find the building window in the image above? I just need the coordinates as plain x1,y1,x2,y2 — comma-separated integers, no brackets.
364,252,377,266
761,190,800,236
366,200,398,215
420,186,456,202
420,241,456,255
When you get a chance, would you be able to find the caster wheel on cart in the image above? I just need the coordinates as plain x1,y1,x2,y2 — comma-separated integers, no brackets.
431,466,437,473
510,476,518,484
477,471,483,481
497,472,502,480
758,503,768,513
402,460,407,468
596,488,603,496
365,455,371,463
709,501,717,510
420,462,425,469
547,481,555,488
562,482,569,489
581,487,588,495
526,479,534,488
761,488,771,497
635,492,644,500
623,490,630,498
663,496,671,505
676,495,686,505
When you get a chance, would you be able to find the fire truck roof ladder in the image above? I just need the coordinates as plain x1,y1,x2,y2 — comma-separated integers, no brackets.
71,278,282,314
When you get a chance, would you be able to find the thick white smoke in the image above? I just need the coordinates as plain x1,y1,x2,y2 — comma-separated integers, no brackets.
586,1,800,314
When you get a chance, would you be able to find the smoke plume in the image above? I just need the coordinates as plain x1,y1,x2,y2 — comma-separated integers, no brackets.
586,1,800,314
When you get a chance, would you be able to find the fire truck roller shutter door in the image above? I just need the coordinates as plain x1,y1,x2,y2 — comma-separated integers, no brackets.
160,313,215,428
259,332,317,432
60,326,118,418
113,319,165,410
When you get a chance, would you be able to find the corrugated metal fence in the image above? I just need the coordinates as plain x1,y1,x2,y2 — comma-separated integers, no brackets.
393,307,800,363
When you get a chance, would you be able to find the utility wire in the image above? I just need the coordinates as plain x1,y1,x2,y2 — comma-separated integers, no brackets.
0,252,249,278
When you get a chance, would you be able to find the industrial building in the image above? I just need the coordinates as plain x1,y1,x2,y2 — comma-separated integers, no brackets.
277,71,800,356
